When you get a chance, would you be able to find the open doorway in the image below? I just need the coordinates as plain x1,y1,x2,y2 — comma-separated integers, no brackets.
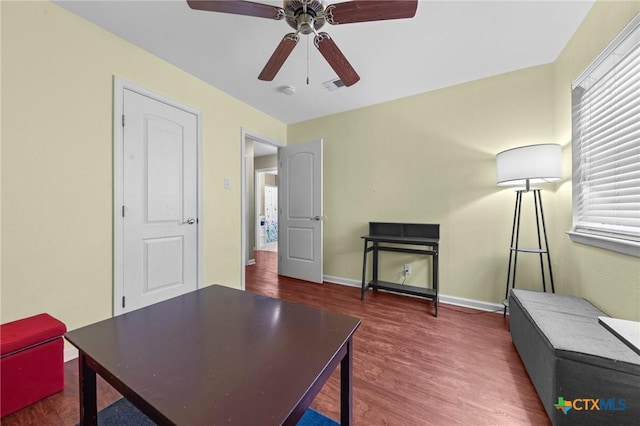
246,139,278,265
241,129,283,290
255,169,278,253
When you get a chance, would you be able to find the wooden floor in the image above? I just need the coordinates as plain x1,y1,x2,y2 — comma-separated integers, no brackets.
2,250,549,425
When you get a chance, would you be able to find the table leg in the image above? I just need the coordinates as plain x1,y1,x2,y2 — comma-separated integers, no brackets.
79,352,97,426
340,339,353,426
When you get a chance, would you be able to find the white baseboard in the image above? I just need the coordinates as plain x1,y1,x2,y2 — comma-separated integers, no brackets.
438,294,503,313
323,275,503,313
64,346,79,363
323,275,361,288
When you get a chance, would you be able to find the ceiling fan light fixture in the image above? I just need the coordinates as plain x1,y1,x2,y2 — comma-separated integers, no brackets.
285,0,326,34
187,0,419,86
281,85,296,95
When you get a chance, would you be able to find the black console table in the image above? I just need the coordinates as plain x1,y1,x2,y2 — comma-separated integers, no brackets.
361,222,440,317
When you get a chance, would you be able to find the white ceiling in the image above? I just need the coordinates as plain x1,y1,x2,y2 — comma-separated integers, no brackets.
54,0,595,124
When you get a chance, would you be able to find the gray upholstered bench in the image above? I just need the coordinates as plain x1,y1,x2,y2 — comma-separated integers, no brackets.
509,289,640,425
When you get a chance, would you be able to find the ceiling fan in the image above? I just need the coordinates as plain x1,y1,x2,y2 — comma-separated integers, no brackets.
186,0,418,87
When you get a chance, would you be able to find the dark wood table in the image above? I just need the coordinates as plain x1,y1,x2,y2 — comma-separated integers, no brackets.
65,285,361,425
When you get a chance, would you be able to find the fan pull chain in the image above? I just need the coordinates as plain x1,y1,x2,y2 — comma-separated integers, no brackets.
306,35,310,85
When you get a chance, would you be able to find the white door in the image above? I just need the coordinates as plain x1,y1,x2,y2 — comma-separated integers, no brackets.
122,89,199,312
278,139,323,283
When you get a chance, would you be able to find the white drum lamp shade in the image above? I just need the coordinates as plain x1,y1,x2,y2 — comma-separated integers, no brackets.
496,144,562,186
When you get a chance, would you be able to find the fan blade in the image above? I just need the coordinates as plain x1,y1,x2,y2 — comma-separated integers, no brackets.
325,0,417,25
314,33,360,87
186,0,284,20
258,33,299,81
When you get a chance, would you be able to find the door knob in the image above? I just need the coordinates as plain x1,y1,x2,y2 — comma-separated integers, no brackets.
182,218,196,225
310,216,321,221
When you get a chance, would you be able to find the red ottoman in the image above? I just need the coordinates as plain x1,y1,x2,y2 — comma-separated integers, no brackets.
1,313,67,417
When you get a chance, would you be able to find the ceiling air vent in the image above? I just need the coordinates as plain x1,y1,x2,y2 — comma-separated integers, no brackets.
322,78,345,92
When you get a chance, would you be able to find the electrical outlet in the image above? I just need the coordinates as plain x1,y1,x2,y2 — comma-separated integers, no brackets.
402,264,411,277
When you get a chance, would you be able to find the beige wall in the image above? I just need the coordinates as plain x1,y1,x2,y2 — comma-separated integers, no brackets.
552,0,640,320
1,1,286,330
290,65,557,304
256,173,277,218
264,174,277,187
255,154,277,170
289,0,640,320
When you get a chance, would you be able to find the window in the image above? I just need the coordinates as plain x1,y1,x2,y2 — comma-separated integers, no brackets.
569,13,640,257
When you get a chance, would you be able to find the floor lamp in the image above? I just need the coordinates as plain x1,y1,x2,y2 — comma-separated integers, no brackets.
496,144,562,316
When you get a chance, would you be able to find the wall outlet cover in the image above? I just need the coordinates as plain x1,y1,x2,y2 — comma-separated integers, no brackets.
403,264,411,276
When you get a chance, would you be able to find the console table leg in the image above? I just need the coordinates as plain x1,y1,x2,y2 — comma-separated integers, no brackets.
372,242,379,292
434,253,439,317
361,240,368,301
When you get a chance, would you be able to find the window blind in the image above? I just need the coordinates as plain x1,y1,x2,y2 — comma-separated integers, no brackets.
572,13,640,245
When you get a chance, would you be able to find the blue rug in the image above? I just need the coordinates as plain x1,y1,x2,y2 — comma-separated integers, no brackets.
89,398,339,425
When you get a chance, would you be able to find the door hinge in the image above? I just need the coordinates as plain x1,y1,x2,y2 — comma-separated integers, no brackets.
122,114,125,127
122,205,125,217
122,296,126,308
